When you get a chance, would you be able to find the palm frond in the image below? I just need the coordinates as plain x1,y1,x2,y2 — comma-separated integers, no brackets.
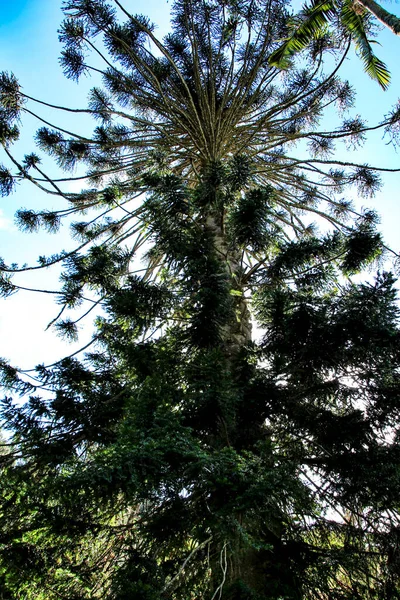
269,0,336,67
341,0,391,89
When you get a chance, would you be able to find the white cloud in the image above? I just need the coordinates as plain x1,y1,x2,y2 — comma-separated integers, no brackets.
0,290,96,371
0,209,14,231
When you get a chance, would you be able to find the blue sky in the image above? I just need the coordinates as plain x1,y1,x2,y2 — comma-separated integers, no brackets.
0,0,400,368
0,0,172,368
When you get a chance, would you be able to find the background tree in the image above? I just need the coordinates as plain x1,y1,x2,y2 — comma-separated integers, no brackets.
0,0,400,598
269,0,400,88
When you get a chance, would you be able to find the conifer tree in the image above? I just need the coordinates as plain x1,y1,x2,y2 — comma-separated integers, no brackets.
1,1,400,598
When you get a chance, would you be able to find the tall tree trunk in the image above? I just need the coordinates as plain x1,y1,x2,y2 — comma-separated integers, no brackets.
205,214,288,599
357,0,400,35
206,213,252,358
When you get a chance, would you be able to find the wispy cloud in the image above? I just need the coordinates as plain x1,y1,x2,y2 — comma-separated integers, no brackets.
0,209,13,231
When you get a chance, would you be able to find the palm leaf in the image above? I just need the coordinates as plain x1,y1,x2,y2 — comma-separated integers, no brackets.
269,0,336,67
340,0,391,89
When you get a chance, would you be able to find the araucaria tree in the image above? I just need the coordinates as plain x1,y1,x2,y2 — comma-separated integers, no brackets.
1,1,400,598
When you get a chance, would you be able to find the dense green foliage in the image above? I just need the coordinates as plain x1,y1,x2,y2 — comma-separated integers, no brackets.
2,270,400,599
0,0,400,598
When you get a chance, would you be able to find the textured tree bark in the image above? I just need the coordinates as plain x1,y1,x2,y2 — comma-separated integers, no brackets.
210,535,302,600
206,214,252,358
205,214,274,599
356,0,400,35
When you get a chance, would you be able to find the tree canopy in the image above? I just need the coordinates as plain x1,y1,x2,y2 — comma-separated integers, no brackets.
1,0,400,598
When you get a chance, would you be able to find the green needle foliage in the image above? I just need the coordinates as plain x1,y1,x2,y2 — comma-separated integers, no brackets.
0,0,400,598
